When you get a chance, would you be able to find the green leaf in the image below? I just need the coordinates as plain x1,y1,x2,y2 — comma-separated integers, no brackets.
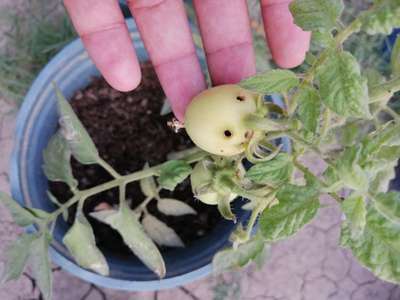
364,68,385,89
30,232,52,300
212,235,266,273
90,207,165,277
259,185,320,241
0,192,41,226
392,37,400,76
296,85,321,133
375,146,400,162
341,205,400,284
55,85,100,164
240,70,299,94
361,0,400,35
42,131,77,189
158,160,192,191
317,50,371,118
1,233,39,284
63,213,109,276
340,121,367,146
157,198,196,216
341,194,366,239
142,214,184,248
311,30,335,48
374,192,400,224
361,123,400,163
245,153,293,185
289,0,344,31
336,146,369,192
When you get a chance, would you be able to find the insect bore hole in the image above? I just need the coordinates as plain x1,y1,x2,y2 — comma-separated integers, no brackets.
224,130,232,138
236,95,245,101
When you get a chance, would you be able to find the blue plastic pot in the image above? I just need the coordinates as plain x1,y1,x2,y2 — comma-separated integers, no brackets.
10,19,252,291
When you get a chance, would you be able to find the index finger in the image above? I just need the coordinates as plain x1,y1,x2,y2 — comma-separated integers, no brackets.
64,0,141,91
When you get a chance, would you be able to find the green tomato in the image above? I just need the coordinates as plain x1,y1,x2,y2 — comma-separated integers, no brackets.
185,84,257,156
190,161,236,205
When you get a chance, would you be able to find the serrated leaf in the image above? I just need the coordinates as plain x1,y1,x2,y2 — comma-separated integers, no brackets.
259,185,320,241
158,160,192,191
63,213,109,276
55,86,100,164
374,192,400,224
142,214,184,247
157,198,196,216
296,85,321,133
240,70,299,94
336,146,369,192
1,233,39,284
317,50,371,118
289,0,344,31
370,163,396,194
42,131,77,189
30,232,52,300
361,0,400,35
245,153,293,185
392,37,400,75
90,207,165,277
212,235,266,273
0,192,41,226
341,194,366,240
340,205,400,284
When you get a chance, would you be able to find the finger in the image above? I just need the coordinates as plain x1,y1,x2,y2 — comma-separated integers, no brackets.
193,0,256,85
261,0,311,68
128,0,206,121
64,0,141,91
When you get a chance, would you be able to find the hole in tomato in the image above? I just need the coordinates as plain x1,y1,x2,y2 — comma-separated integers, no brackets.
236,96,245,101
224,130,232,137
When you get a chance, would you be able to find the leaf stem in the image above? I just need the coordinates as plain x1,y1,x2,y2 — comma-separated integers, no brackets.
97,158,121,178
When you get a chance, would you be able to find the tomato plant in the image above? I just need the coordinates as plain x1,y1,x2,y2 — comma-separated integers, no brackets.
1,1,400,298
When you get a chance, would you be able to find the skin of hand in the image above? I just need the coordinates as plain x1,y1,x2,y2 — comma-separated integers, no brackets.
64,0,310,121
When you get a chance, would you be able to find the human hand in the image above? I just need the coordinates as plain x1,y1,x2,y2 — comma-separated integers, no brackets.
64,0,310,121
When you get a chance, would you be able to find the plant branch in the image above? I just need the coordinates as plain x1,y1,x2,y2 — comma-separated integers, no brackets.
97,157,121,178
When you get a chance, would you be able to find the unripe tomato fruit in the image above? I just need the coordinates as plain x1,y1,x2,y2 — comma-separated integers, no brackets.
184,85,257,156
191,161,236,205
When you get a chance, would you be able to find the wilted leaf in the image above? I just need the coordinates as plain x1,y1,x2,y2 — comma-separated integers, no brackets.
341,205,400,284
317,51,370,118
217,194,236,222
240,70,299,94
42,131,77,189
392,37,400,75
296,85,321,133
213,235,266,273
245,153,293,185
90,207,165,277
341,194,366,239
55,86,100,164
158,160,192,191
374,192,400,224
289,0,344,31
0,192,42,226
63,213,109,276
361,0,400,35
30,232,52,300
259,184,319,241
142,214,184,248
1,233,39,284
140,163,158,198
157,198,196,216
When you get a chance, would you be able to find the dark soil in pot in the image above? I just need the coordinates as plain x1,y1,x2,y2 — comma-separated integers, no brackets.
49,62,222,257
